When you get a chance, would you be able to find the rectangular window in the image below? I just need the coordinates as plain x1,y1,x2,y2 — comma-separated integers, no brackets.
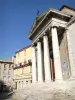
3,76,6,82
26,81,28,84
8,69,11,75
8,76,12,82
14,69,18,75
3,70,6,74
4,64,7,70
9,64,11,69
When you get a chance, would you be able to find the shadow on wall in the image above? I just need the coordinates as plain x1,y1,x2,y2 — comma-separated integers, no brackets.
0,80,5,92
0,92,14,100
0,80,14,100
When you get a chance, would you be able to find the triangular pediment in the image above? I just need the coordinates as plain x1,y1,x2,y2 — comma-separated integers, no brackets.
29,6,71,40
30,9,50,34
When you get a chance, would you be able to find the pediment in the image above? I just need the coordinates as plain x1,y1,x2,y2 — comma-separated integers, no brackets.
29,7,71,40
30,9,50,34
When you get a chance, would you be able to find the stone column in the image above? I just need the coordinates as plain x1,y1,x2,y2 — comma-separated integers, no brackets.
23,80,26,88
32,46,37,83
17,81,19,90
43,35,51,81
51,27,63,80
37,41,43,82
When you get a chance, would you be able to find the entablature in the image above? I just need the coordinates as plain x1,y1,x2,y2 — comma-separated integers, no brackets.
31,18,67,45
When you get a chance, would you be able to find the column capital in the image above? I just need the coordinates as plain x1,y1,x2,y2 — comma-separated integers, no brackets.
32,43,37,47
50,24,59,30
37,38,40,42
43,32,47,35
65,27,69,31
37,37,43,42
52,25,59,29
48,25,59,33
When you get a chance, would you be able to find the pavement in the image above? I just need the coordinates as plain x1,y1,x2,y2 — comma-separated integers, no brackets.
1,80,75,100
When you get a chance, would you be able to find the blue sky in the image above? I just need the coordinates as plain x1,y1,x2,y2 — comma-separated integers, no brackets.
0,0,75,59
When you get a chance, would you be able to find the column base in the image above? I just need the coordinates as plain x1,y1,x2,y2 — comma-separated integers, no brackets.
45,80,52,83
68,76,75,81
54,79,64,84
38,81,44,83
32,81,38,84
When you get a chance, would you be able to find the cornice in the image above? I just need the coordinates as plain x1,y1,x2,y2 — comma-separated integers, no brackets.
67,17,75,27
16,45,31,53
32,18,67,44
0,60,13,64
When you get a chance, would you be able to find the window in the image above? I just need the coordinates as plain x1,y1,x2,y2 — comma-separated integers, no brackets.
3,76,6,82
4,64,6,70
8,76,12,82
14,69,18,75
26,81,28,84
3,70,6,74
8,69,11,75
9,64,11,69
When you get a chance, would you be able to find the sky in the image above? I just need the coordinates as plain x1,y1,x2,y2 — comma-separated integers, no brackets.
0,0,75,59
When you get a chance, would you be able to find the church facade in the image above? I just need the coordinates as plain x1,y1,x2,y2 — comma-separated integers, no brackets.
28,5,75,83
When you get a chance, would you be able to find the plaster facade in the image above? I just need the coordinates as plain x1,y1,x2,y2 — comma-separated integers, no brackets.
0,60,13,86
13,45,32,90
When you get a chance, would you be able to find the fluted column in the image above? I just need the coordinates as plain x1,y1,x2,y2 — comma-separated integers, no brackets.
43,35,51,81
32,46,37,83
51,27,63,80
37,41,43,82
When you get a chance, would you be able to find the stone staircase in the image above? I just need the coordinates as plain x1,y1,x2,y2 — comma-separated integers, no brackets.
12,80,75,100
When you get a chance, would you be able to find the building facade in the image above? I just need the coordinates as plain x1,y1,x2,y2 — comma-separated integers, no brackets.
0,60,13,86
28,5,75,83
13,45,32,90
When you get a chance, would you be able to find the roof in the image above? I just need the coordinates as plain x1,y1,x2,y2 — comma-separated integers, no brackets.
16,45,31,53
0,60,13,63
60,5,75,11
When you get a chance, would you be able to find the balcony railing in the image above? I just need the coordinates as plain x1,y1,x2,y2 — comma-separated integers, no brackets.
13,59,32,69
